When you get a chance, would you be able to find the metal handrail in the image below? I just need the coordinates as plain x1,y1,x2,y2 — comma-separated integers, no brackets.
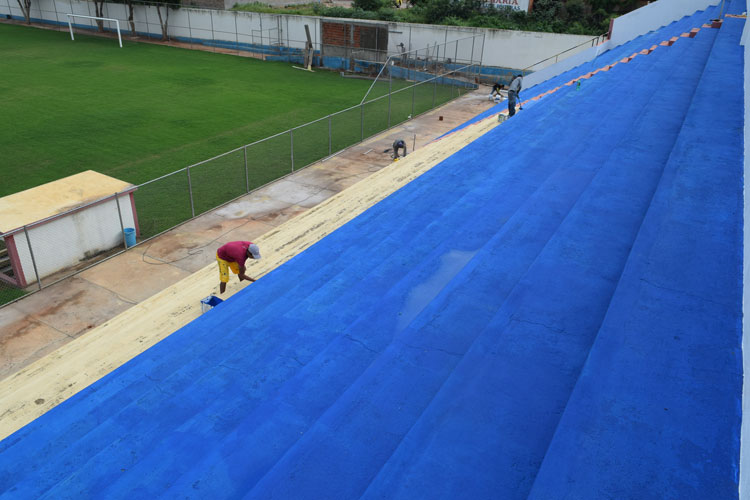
522,32,609,75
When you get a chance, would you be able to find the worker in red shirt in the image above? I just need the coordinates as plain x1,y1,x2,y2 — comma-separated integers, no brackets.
216,240,261,294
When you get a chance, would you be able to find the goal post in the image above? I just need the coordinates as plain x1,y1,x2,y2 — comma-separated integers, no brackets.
66,14,123,48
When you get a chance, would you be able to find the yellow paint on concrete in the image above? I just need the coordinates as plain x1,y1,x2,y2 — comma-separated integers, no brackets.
0,113,501,442
0,171,133,233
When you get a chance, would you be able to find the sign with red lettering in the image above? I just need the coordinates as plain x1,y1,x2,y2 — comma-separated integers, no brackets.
486,0,532,13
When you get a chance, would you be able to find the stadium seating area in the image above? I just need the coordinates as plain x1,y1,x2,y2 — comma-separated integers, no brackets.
0,1,744,498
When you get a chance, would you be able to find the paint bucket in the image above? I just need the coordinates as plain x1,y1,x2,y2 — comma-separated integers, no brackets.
201,295,224,313
123,228,136,248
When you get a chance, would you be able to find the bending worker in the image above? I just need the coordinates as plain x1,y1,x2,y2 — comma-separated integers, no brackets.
392,139,407,159
216,240,261,294
508,73,523,117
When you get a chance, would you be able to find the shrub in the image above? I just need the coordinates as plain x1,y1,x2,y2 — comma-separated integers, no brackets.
353,0,390,12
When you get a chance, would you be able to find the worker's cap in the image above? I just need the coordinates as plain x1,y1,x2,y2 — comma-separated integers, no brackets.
247,243,261,260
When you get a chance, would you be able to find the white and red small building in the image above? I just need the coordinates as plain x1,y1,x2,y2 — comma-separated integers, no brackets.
0,171,139,288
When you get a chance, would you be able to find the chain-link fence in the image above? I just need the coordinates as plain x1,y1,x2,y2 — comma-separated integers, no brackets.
0,36,480,308
2,0,491,71
2,0,310,57
2,0,300,64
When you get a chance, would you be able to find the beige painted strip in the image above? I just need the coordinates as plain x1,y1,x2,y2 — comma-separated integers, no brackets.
0,113,501,441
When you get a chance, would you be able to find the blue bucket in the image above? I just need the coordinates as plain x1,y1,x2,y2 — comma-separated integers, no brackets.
201,295,224,313
123,227,136,248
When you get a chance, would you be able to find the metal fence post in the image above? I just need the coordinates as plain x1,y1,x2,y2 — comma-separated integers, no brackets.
52,0,60,31
478,33,485,84
433,56,437,108
244,145,250,192
148,2,153,41
328,115,332,156
408,47,413,81
22,226,42,290
290,129,294,171
454,39,458,70
451,65,455,98
187,8,192,49
411,80,415,118
234,10,239,54
187,167,195,218
360,104,364,141
470,36,475,81
388,66,392,128
114,193,127,248
210,9,215,52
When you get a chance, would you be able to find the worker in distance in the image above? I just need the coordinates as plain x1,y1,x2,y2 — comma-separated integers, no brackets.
216,240,261,294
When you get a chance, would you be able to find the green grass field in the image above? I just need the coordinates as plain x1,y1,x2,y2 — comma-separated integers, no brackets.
0,22,400,197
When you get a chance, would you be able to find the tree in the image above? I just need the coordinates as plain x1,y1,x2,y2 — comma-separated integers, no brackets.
353,0,389,10
15,0,31,24
92,0,106,31
155,0,181,41
562,0,589,21
110,0,139,37
421,0,482,24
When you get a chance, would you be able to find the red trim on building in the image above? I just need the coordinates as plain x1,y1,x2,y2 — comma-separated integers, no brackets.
129,192,141,237
4,233,27,288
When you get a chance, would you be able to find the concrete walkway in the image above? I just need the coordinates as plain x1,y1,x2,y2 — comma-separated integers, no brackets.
0,89,495,381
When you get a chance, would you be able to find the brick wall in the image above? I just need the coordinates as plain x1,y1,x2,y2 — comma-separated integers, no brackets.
322,22,361,47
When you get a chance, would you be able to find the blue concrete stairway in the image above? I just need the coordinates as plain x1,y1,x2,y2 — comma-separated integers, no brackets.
0,3,743,499
526,4,746,499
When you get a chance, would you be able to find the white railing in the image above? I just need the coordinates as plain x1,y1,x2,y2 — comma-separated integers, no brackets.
522,33,608,75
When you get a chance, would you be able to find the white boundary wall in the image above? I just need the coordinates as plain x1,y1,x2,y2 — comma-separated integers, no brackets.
400,22,595,70
523,38,612,88
609,0,721,46
0,0,593,70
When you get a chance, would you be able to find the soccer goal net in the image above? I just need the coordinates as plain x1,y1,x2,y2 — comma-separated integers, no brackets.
66,14,123,48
